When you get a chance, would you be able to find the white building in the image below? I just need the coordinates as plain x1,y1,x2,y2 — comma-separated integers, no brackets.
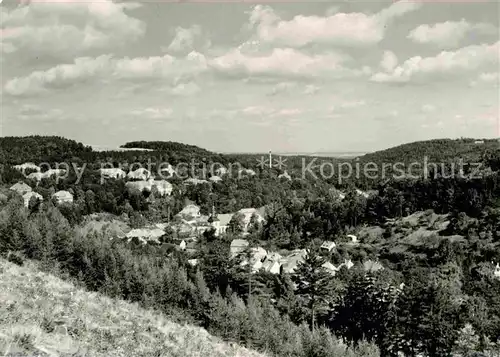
10,182,32,195
347,234,359,244
278,171,292,181
210,213,233,236
230,239,249,259
27,169,66,182
494,263,500,280
320,241,336,252
160,164,176,177
184,178,209,185
127,168,151,181
13,163,40,173
237,208,265,231
52,190,74,204
100,168,126,179
22,191,43,208
126,228,165,245
177,204,201,218
209,175,223,183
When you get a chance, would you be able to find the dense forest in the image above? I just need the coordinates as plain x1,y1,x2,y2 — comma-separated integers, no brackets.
1,135,500,356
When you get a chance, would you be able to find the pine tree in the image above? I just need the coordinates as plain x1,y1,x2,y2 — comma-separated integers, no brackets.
291,246,334,332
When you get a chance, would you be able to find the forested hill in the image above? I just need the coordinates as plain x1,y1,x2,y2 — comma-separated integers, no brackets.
0,136,93,164
359,138,499,165
121,141,215,156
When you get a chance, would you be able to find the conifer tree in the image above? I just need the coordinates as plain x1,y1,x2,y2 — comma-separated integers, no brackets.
291,245,334,332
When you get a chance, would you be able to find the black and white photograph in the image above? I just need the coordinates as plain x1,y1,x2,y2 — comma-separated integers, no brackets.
0,0,499,355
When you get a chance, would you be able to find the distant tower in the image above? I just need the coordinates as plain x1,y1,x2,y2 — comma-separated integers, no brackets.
269,150,272,168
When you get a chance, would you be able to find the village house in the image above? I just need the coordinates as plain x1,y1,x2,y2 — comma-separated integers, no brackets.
215,166,228,176
347,234,359,244
494,263,500,280
230,239,249,259
10,182,32,195
177,204,201,219
238,207,265,232
209,175,223,183
22,191,43,208
262,259,282,274
13,163,40,173
127,168,151,181
209,213,233,236
320,241,336,252
184,178,209,185
278,171,292,181
125,227,165,245
238,168,256,177
27,172,44,181
126,179,173,196
322,262,338,276
153,180,173,196
100,168,126,179
281,249,308,274
159,164,176,177
52,190,74,204
26,169,67,182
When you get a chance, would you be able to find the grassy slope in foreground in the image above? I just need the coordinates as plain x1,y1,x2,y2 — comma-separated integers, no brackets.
0,259,265,357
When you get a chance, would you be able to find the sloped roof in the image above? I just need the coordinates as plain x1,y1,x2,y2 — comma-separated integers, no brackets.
10,182,32,194
230,239,249,258
53,190,73,199
127,168,151,180
184,178,209,185
320,241,336,250
178,204,200,216
126,228,164,243
22,191,43,207
217,213,234,227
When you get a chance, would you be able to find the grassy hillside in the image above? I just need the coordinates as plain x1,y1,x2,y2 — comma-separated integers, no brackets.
0,259,266,357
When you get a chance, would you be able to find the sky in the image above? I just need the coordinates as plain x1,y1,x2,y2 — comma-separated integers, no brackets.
1,0,499,153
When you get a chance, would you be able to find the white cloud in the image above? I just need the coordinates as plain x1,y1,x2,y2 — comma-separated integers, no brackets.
341,100,367,109
169,82,201,96
1,0,145,58
408,19,497,48
303,84,320,95
479,72,499,83
271,108,302,117
131,107,173,120
241,106,274,116
247,1,420,48
5,52,208,96
164,25,210,55
370,41,500,83
210,47,363,79
268,82,320,96
469,72,499,87
239,106,303,118
17,104,67,121
421,104,437,113
269,82,297,95
380,51,398,72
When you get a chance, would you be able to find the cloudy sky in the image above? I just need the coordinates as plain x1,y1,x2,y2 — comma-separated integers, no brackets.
1,0,499,153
